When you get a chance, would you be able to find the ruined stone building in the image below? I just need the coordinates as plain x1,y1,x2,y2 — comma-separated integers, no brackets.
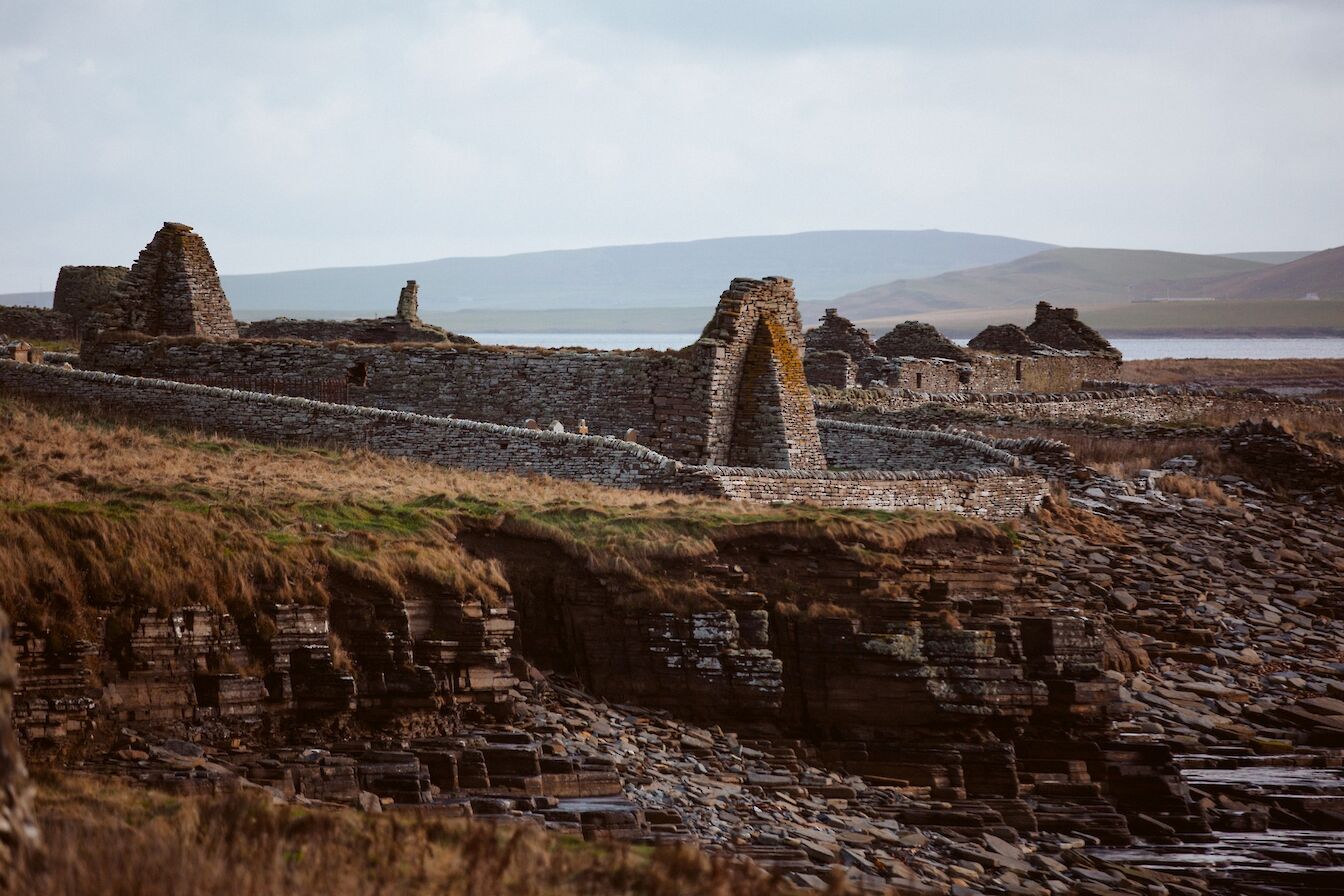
803,302,1121,393
2,221,1058,517
84,222,238,339
239,279,474,344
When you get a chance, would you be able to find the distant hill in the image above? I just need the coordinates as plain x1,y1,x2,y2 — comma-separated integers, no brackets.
829,247,1272,320
1195,245,1344,301
0,291,54,307
218,230,1054,320
1218,251,1318,265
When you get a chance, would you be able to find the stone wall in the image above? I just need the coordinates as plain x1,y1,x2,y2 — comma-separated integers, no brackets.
87,222,238,339
803,349,856,389
819,420,1018,471
0,305,73,342
0,609,40,885
82,333,680,451
238,317,469,345
0,361,1049,518
52,265,128,330
83,276,830,470
239,279,473,345
814,385,1231,425
804,308,877,363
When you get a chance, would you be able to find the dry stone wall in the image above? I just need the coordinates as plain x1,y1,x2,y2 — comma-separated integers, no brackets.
82,334,680,452
0,305,73,342
83,276,830,470
0,361,1048,518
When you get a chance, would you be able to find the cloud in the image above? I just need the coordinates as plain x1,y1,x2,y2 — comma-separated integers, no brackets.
1,1,1342,293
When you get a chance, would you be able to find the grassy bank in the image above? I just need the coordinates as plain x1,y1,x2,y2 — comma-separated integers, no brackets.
18,771,803,896
0,398,1003,642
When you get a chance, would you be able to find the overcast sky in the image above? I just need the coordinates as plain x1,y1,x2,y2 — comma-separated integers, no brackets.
3,0,1343,292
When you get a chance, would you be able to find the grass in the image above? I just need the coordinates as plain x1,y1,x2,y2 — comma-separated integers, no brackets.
0,398,1003,643
1119,358,1344,388
18,771,809,896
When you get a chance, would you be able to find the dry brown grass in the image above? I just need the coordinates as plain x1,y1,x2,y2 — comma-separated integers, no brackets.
1032,487,1129,544
1158,472,1240,507
0,398,999,639
20,771,809,896
1119,357,1344,388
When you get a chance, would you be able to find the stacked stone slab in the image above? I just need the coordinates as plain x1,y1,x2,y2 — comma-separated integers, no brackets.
695,277,827,469
804,308,878,363
53,265,129,331
1024,302,1120,359
968,323,1049,355
239,279,472,345
875,321,972,362
0,609,41,886
88,222,238,338
0,306,73,342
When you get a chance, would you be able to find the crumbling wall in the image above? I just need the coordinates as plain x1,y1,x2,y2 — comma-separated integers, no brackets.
804,308,877,362
1025,302,1120,358
875,321,971,362
239,279,471,344
0,306,73,342
84,276,831,471
53,265,128,330
804,349,857,389
87,222,238,339
82,335,675,446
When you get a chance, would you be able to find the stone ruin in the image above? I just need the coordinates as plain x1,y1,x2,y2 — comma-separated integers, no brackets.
1021,301,1120,359
967,323,1047,355
695,277,827,469
53,264,129,333
86,222,238,339
875,320,972,362
240,278,470,345
804,305,1122,394
396,279,420,322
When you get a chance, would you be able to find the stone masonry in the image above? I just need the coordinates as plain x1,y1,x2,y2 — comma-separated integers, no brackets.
52,264,129,332
0,361,1049,518
87,222,238,339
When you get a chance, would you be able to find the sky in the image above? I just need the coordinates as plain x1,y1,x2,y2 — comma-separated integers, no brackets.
2,0,1343,292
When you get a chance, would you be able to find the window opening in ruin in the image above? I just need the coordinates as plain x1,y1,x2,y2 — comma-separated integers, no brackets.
958,369,971,385
915,372,923,389
346,362,368,387
1015,360,1023,382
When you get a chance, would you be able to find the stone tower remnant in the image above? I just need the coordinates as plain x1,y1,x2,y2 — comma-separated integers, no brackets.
87,222,238,339
53,264,129,332
396,280,420,322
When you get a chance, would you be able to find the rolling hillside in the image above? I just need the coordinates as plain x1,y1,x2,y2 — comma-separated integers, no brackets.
829,247,1272,319
217,229,1054,320
1195,245,1344,301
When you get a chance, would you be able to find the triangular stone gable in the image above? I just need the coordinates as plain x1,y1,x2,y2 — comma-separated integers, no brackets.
693,277,826,470
89,222,238,339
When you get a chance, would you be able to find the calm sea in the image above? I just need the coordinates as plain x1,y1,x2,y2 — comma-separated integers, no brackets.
467,332,1344,360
